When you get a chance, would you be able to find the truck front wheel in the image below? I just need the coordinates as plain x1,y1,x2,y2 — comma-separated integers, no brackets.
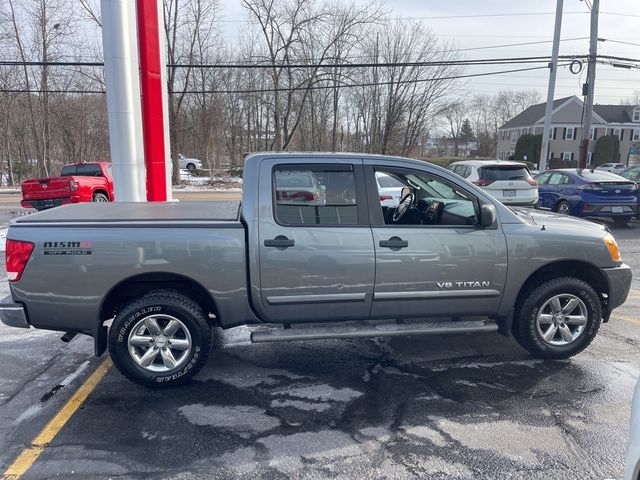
108,290,212,387
514,277,601,359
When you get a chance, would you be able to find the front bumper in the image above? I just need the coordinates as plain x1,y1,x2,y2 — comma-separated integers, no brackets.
602,263,633,312
0,302,29,329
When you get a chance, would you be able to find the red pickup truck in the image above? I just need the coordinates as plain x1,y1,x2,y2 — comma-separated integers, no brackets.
21,162,114,211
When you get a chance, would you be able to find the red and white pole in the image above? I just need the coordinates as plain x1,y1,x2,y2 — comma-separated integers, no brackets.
136,0,169,202
102,0,171,202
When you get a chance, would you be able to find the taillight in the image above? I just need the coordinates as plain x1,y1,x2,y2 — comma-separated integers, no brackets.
379,195,393,201
578,183,600,191
69,179,79,192
5,240,34,282
472,179,495,186
527,178,538,186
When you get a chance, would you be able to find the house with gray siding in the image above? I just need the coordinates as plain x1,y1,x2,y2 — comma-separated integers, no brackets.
497,96,640,167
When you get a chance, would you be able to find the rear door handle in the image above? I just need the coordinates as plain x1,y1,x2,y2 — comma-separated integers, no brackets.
264,235,295,249
379,236,408,249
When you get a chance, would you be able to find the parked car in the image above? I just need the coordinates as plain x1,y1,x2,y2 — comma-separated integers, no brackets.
595,163,627,173
620,165,640,183
535,169,638,226
1,153,631,387
376,171,404,206
274,169,324,204
625,377,640,480
448,160,538,207
21,162,113,211
178,154,202,170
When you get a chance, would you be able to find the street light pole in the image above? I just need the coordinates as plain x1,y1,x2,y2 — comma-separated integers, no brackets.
539,0,564,172
579,0,599,169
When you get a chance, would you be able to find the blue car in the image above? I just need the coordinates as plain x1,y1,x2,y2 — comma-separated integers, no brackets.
535,169,638,225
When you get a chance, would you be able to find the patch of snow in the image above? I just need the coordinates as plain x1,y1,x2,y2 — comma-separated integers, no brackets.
0,226,7,252
272,384,363,403
270,398,332,412
257,430,363,474
178,404,280,434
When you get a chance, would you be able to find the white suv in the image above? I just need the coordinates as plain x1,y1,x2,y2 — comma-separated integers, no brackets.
595,162,626,173
448,160,538,207
178,154,203,170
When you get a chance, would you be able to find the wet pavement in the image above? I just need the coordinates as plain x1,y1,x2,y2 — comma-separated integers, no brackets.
0,218,638,479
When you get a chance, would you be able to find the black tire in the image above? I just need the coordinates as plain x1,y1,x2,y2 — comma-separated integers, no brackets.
554,200,571,215
93,192,109,203
514,277,601,359
108,289,212,387
613,216,632,227
186,163,196,170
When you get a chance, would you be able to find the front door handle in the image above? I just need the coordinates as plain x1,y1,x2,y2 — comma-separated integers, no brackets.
264,235,295,249
379,236,408,249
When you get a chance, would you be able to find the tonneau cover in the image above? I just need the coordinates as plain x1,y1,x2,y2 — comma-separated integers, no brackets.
14,201,241,224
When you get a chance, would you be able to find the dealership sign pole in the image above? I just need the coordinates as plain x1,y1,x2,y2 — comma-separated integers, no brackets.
101,0,147,202
136,0,169,201
101,0,170,202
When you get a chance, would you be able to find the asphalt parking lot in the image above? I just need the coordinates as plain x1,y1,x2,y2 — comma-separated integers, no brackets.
0,205,638,480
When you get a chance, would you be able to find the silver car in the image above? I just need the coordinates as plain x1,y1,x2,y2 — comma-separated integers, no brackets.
178,154,203,170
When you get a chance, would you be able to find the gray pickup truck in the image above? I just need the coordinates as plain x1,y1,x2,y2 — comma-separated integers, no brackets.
1,153,632,387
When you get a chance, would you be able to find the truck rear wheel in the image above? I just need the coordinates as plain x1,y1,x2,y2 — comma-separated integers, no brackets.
93,192,109,202
514,277,601,359
108,289,212,387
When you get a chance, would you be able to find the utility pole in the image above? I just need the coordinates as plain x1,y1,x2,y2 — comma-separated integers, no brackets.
539,0,563,172
579,0,599,169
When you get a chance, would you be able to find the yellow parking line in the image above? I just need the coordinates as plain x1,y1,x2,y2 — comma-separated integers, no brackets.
613,314,640,325
2,359,112,480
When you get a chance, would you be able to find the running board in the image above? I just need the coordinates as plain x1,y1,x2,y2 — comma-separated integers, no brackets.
250,320,498,343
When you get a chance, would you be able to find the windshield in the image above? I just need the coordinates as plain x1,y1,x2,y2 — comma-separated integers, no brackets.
377,174,404,188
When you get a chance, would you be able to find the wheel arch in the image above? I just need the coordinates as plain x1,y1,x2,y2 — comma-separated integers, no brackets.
94,272,220,356
513,260,610,334
92,188,110,200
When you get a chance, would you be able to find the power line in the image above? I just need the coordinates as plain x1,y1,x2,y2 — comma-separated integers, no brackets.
599,38,640,48
0,54,588,70
0,64,566,95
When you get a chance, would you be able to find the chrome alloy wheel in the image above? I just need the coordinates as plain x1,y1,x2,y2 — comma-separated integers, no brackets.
535,294,588,346
557,202,570,214
127,315,192,372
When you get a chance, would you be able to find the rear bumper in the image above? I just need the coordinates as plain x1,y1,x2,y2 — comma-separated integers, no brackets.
0,302,30,328
579,203,637,218
602,263,633,312
21,196,80,210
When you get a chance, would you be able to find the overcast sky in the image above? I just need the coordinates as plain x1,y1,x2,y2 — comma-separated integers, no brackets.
217,0,640,105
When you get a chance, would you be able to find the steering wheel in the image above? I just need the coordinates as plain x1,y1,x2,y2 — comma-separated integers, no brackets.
393,191,414,222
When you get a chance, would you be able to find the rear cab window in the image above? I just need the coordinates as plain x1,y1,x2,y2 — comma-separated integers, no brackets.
273,165,360,226
60,164,103,177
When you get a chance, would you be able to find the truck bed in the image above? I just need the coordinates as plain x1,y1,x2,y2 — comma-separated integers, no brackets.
13,201,242,225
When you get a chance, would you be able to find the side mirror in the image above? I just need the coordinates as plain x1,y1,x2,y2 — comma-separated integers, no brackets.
479,204,497,228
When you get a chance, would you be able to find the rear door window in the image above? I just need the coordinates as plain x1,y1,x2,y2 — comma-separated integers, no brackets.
274,165,359,226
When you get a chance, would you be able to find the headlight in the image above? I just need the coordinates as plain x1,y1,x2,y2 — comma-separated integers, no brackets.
604,233,621,262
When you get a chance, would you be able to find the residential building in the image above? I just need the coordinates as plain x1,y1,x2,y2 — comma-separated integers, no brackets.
497,96,640,167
